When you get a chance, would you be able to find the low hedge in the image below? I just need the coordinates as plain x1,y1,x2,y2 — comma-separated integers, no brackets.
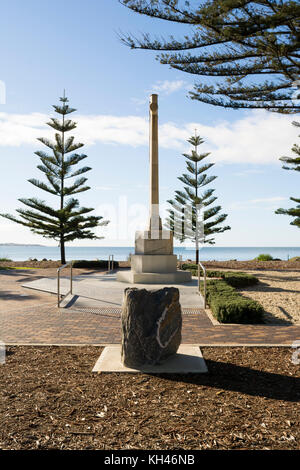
221,272,259,288
182,265,263,323
72,259,119,269
181,264,222,278
202,279,263,324
182,264,259,288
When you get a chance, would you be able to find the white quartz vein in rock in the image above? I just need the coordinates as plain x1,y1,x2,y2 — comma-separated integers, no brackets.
156,307,179,349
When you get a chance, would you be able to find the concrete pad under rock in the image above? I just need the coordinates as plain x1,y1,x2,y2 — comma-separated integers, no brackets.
92,345,208,374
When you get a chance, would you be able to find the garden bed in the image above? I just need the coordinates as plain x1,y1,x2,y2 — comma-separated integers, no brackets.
181,266,263,324
0,346,298,450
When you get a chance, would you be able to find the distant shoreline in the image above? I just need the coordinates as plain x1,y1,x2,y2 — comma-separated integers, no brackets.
0,243,45,247
0,244,299,248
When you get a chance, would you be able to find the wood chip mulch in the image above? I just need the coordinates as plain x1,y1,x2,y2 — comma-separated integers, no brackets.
0,346,299,450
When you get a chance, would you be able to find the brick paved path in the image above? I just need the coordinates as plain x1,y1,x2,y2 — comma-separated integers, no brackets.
1,269,300,345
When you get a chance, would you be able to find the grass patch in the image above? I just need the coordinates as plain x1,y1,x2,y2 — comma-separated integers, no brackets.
0,266,40,271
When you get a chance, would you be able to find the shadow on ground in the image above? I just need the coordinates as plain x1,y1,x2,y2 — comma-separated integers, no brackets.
238,280,300,295
0,291,37,301
152,359,300,402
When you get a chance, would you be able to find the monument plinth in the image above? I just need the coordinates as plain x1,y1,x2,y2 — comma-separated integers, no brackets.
117,94,191,285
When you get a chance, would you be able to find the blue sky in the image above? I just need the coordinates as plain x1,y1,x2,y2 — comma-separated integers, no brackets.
0,0,299,247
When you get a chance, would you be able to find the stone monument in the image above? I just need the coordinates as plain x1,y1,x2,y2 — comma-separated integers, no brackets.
117,94,192,284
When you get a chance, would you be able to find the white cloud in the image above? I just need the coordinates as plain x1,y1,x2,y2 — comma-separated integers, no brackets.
193,111,297,164
131,80,189,109
233,169,265,177
0,109,297,164
250,197,287,204
0,112,49,147
131,97,148,107
95,185,120,191
151,80,188,95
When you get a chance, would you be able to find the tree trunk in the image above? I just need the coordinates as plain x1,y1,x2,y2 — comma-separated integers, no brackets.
195,247,199,265
60,109,65,265
60,237,66,265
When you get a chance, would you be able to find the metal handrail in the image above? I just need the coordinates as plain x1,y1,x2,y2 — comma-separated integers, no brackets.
108,254,114,271
198,261,207,309
178,254,183,270
57,261,73,307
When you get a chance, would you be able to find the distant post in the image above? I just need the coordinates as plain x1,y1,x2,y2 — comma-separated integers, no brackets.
149,94,161,235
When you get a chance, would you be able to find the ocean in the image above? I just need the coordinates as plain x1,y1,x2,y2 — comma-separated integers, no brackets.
0,245,299,262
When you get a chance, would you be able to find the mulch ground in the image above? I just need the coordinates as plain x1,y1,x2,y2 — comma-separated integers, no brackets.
0,346,299,450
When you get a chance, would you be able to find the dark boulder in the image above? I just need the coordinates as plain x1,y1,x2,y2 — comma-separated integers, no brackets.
121,287,182,368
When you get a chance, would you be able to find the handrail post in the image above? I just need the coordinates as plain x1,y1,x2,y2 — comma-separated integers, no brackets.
179,254,182,269
57,261,73,308
70,261,73,295
57,269,60,307
108,254,114,272
198,261,207,309
204,271,207,309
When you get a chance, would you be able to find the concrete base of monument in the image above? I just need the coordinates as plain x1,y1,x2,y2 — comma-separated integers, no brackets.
131,254,178,273
116,269,192,284
92,345,208,374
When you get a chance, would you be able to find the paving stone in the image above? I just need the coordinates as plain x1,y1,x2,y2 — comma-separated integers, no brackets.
0,270,299,346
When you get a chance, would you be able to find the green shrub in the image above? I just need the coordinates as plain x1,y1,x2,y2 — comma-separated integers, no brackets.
204,279,263,324
221,272,259,288
182,264,259,287
0,257,12,262
182,264,222,277
182,263,198,271
72,259,119,269
289,256,300,262
254,253,273,261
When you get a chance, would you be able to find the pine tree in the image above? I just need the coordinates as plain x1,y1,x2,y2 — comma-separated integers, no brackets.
275,121,300,228
166,133,230,264
0,94,108,264
120,0,300,113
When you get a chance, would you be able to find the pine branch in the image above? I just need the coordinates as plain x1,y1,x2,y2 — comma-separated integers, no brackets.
64,177,89,195
28,178,58,195
47,118,77,132
121,0,300,113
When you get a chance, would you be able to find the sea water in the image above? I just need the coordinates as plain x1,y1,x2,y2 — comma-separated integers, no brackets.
0,245,299,262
